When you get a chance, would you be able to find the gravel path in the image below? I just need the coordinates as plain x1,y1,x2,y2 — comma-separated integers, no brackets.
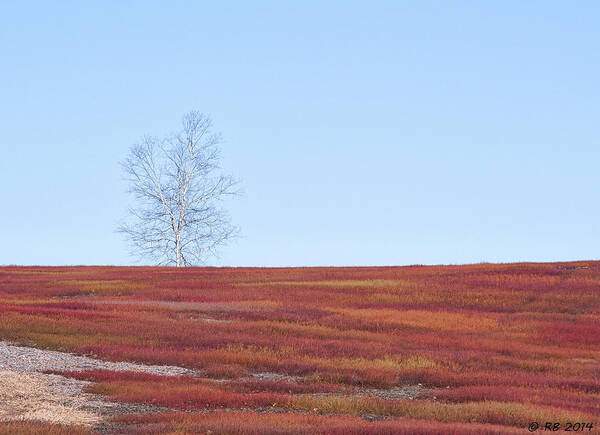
0,341,201,376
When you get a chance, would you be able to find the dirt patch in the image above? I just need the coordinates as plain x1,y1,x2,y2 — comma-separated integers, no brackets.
251,372,303,382
0,341,201,376
247,372,428,400
572,358,598,364
170,312,231,323
357,385,427,400
0,369,171,427
0,370,100,425
0,342,194,427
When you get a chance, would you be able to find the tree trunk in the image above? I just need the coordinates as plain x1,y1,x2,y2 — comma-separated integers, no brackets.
175,234,182,267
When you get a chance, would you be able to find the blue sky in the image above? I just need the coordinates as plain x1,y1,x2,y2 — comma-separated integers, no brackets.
1,1,598,266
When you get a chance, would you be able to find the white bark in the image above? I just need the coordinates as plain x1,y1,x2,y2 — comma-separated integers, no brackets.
118,111,239,266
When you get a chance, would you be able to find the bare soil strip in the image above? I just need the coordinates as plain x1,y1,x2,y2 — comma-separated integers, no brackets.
0,341,200,376
0,370,101,425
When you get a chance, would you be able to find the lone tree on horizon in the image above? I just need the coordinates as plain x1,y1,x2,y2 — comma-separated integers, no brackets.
119,111,239,267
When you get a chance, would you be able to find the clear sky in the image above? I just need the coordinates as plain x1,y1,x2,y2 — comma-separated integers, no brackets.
1,1,598,267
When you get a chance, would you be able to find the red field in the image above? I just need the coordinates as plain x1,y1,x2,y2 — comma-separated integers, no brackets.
0,262,599,434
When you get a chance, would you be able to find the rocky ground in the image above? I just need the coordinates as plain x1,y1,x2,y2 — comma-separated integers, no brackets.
0,341,188,428
0,341,201,376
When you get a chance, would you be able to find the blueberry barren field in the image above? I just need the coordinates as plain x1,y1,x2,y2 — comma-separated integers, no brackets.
0,263,599,434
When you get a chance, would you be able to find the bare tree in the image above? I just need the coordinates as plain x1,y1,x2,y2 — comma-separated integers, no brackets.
119,111,239,266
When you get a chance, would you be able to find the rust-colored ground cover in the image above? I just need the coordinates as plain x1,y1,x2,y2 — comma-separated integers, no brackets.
0,262,598,433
